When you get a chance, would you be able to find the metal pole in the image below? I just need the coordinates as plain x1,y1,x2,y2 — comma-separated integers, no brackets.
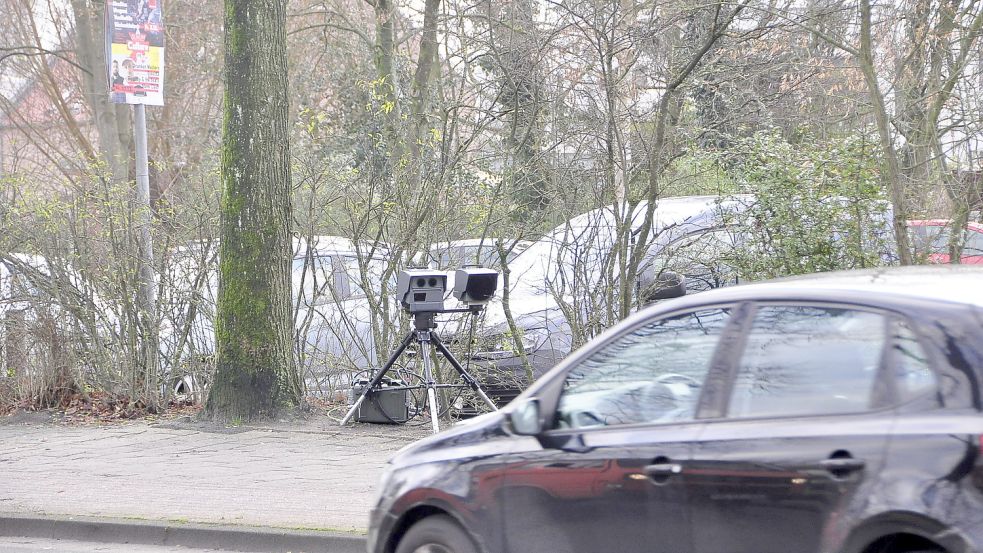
133,104,159,400
419,333,441,434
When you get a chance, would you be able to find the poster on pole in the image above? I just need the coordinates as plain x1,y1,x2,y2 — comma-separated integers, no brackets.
106,1,164,106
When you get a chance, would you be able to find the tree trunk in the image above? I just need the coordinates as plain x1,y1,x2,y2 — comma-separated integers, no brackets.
372,0,401,163
859,0,914,265
205,0,300,422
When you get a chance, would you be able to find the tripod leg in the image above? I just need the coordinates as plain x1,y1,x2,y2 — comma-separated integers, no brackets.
426,388,440,434
432,334,499,411
339,331,415,426
419,340,440,434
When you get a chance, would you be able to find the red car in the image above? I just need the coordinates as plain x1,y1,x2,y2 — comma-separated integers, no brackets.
908,219,983,264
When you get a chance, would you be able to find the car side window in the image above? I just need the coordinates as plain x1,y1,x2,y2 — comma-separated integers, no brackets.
891,319,936,402
341,256,387,299
293,256,339,306
728,306,887,419
964,229,983,257
555,308,730,429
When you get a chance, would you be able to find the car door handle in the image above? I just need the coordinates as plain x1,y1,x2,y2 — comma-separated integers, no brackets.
644,462,682,482
819,457,865,475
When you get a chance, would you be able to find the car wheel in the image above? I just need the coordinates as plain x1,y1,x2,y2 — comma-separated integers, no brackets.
173,374,207,401
395,515,478,553
173,375,194,396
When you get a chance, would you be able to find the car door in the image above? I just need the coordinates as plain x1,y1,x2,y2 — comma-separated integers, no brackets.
686,304,895,553
500,306,740,553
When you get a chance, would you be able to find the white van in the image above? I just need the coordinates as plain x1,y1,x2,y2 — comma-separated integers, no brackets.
160,236,392,398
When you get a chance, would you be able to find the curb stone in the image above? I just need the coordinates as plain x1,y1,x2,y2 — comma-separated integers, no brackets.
0,514,366,553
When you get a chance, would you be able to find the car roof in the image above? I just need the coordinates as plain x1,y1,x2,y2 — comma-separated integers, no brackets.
1,253,49,269
560,195,751,233
292,235,389,258
170,236,390,264
691,265,983,308
428,238,531,249
517,195,750,265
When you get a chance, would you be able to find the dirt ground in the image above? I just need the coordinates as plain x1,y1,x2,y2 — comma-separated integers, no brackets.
1,394,443,444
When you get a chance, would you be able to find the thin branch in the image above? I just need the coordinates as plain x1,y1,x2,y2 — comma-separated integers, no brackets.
0,46,89,73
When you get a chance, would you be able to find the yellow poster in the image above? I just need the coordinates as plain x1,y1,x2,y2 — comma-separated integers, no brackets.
106,0,164,106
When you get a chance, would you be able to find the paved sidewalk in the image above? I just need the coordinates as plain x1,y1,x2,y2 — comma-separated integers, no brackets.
0,414,432,534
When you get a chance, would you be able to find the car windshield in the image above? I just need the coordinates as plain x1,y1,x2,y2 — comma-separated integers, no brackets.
433,241,529,269
506,208,624,299
506,198,739,299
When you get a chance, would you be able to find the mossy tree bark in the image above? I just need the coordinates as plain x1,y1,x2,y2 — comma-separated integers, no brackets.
205,0,301,422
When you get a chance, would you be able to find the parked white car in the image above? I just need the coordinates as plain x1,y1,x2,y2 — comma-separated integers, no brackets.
292,236,393,395
460,194,898,404
460,195,751,403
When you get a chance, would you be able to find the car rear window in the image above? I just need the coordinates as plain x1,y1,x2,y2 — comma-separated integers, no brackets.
728,306,887,418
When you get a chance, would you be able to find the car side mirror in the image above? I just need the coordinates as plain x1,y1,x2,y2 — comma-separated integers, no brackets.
508,398,543,436
638,269,686,303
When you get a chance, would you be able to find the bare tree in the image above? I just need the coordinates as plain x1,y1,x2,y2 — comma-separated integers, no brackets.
773,0,983,264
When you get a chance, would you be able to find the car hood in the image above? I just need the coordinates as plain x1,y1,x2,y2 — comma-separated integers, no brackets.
475,292,559,328
389,410,517,469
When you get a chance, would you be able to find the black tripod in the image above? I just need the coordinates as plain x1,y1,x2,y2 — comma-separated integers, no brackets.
340,311,498,433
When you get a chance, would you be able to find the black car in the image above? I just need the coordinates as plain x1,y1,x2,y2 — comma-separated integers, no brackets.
368,266,983,553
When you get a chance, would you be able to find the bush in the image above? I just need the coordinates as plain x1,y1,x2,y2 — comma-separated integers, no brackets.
719,132,894,280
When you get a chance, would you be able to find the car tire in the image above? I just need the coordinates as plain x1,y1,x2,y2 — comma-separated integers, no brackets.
395,515,478,553
173,376,192,396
